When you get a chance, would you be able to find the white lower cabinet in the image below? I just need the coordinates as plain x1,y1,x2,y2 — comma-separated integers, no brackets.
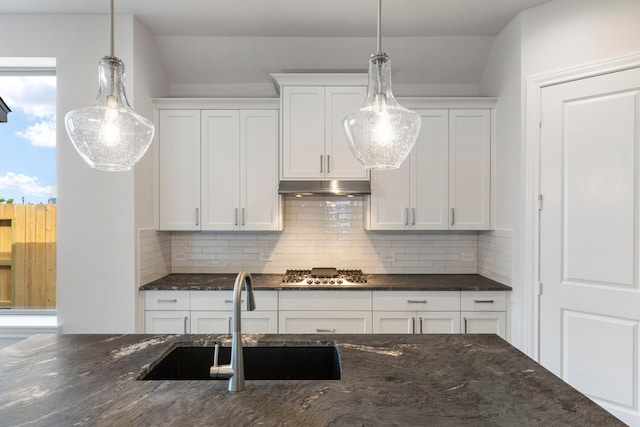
460,291,507,339
372,291,461,334
278,290,372,334
143,289,508,337
190,290,278,334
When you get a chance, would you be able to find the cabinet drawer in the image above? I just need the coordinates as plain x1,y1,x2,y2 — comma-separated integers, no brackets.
190,290,278,311
145,291,190,310
373,291,460,311
460,291,506,311
279,290,371,311
279,311,372,334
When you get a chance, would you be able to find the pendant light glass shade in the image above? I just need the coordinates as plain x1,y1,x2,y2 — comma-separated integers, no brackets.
65,57,154,172
343,53,421,169
343,0,421,169
65,0,154,172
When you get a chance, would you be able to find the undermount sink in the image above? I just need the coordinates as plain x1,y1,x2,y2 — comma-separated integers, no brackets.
139,343,342,381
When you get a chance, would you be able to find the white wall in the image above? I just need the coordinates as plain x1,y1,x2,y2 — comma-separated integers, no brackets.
481,0,640,355
132,18,170,332
0,14,165,333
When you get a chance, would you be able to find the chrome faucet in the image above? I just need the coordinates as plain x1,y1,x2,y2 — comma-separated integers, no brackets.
210,271,256,392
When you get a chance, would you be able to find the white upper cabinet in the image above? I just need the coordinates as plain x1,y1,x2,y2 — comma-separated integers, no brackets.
368,110,449,230
155,99,282,231
449,110,492,230
158,110,201,231
275,74,369,180
367,99,495,231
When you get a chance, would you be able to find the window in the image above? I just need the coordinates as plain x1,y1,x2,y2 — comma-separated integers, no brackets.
0,61,56,310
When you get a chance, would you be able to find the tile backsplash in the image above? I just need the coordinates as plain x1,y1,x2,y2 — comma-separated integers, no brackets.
163,196,481,275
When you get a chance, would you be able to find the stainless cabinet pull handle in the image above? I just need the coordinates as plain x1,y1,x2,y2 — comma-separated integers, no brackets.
407,299,427,304
451,207,455,226
474,299,495,304
320,155,323,173
228,316,232,334
241,208,245,226
327,155,331,173
412,207,416,225
224,299,244,303
183,316,188,334
411,317,416,334
195,208,199,226
464,317,468,334
157,299,178,303
235,208,238,226
419,317,423,334
316,328,335,333
404,208,409,225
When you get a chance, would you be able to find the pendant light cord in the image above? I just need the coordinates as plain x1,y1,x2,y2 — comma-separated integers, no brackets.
110,0,115,57
377,0,382,53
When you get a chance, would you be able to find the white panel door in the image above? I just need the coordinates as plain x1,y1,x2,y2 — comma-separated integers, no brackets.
144,311,189,334
281,86,325,179
157,110,200,230
201,110,240,230
412,110,449,229
325,86,369,179
191,311,278,334
539,67,640,425
368,164,410,230
241,110,281,231
449,110,491,230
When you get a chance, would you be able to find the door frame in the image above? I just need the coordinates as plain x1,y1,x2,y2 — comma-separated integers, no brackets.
524,53,640,361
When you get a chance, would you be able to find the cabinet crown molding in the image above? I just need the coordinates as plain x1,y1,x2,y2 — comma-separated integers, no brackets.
271,73,368,94
397,97,498,109
152,98,279,110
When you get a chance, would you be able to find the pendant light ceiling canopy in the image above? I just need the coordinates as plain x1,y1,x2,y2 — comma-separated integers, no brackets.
65,0,154,172
343,0,421,170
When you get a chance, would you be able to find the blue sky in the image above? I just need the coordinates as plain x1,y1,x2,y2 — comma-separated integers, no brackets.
0,75,56,204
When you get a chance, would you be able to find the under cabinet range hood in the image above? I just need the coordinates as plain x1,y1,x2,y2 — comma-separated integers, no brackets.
278,180,371,196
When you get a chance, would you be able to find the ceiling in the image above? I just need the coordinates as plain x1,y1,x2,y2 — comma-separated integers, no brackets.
0,0,552,37
0,0,554,95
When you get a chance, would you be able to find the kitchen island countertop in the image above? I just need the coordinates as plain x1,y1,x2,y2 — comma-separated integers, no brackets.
0,333,621,426
140,273,512,291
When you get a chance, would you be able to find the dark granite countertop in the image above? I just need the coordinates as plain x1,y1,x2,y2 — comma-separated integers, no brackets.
140,273,512,291
0,333,621,426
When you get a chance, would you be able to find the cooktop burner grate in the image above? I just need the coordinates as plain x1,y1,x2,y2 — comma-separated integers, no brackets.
281,268,367,285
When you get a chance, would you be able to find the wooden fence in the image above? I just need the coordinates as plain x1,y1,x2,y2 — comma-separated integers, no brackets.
0,204,56,308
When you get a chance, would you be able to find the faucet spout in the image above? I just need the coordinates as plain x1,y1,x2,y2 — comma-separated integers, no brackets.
210,271,256,392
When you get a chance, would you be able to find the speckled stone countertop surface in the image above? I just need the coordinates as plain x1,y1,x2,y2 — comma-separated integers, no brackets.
139,273,512,291
0,333,621,426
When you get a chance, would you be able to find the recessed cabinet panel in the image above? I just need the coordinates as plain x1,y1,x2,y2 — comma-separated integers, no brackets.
373,290,460,311
191,290,278,311
279,290,371,311
145,311,190,334
201,110,240,230
449,110,491,230
279,311,372,334
462,311,506,338
191,310,278,334
281,86,326,179
158,110,201,231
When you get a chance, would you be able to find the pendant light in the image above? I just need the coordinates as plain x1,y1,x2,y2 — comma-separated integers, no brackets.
65,0,154,172
343,0,421,169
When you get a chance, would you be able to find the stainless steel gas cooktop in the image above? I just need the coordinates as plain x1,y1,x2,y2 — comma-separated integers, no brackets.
281,268,367,285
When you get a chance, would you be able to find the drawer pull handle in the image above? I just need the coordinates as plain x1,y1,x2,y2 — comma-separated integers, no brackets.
224,299,244,303
157,299,178,303
473,299,495,304
407,299,427,304
316,328,336,333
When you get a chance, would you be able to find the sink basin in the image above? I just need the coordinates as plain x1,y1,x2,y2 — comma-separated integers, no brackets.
139,343,341,381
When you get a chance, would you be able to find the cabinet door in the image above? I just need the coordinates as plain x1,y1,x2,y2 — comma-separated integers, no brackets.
418,312,461,334
412,110,449,230
191,310,278,334
449,110,491,230
241,110,282,231
201,110,240,231
144,311,190,334
461,311,506,338
373,311,415,333
367,164,410,230
158,110,200,230
324,86,368,179
281,86,325,179
279,311,372,334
